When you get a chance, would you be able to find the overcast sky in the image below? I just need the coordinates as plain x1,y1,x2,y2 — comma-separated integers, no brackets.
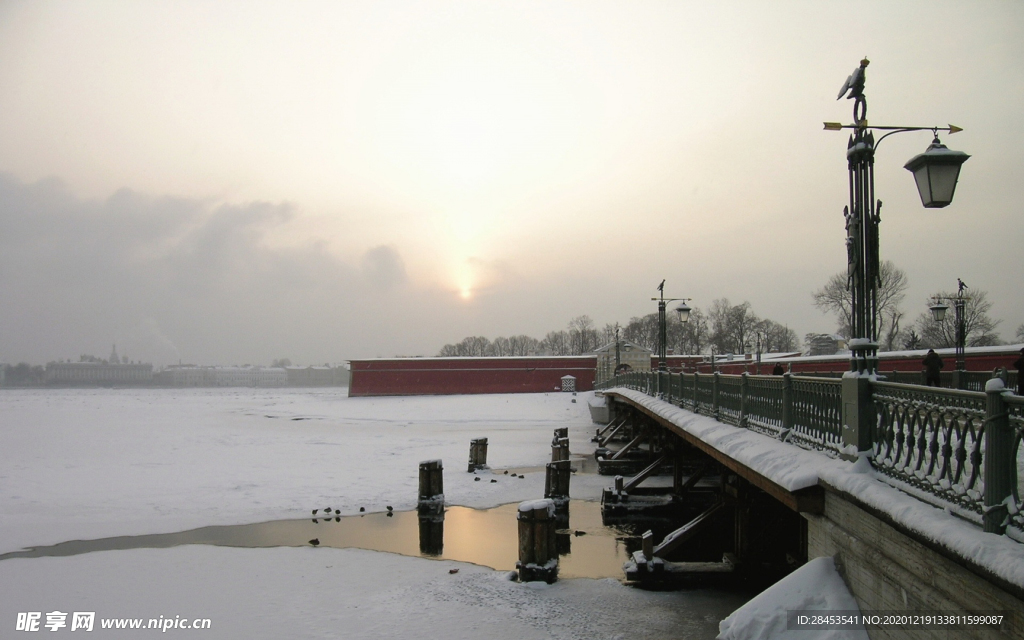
1,0,1021,366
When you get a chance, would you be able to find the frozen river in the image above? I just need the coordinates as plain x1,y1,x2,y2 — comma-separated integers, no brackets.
1,387,757,639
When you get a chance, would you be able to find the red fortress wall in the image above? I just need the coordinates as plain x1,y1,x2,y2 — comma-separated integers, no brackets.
348,356,597,397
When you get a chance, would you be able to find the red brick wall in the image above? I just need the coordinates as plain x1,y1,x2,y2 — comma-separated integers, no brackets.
348,357,597,396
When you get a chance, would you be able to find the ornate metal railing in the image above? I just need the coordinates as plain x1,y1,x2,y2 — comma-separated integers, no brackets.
595,368,1023,539
871,382,987,516
598,371,844,455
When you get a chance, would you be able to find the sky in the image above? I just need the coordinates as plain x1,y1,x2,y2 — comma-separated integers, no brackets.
1,0,1021,366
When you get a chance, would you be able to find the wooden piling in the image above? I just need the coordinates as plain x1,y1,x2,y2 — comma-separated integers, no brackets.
544,459,571,506
551,427,569,462
467,437,488,472
516,499,558,583
418,459,444,514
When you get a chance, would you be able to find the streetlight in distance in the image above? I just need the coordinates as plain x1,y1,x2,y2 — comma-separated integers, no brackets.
929,279,970,375
825,57,970,376
652,280,692,372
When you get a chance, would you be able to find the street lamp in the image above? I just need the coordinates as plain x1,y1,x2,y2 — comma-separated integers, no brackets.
826,58,969,375
929,281,969,373
652,280,692,372
904,138,970,208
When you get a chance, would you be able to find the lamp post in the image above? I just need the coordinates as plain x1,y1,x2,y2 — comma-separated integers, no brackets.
826,58,969,376
929,280,969,373
652,280,692,372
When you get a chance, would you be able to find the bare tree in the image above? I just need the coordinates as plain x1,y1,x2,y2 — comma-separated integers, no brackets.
669,307,709,355
542,330,571,356
1016,323,1024,343
757,319,798,353
709,298,758,354
567,315,599,355
507,335,540,356
812,260,907,350
622,314,659,352
913,289,1002,348
490,336,511,356
600,323,618,349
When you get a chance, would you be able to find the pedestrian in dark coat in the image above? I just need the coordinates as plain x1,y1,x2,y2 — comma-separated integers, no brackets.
772,363,785,375
923,349,943,387
1013,348,1024,395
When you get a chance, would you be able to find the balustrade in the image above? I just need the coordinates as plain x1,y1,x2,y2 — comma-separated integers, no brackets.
594,367,1022,539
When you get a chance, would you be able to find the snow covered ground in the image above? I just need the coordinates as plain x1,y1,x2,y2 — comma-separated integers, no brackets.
1,388,755,639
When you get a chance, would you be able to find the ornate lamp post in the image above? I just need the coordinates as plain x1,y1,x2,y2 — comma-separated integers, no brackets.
652,280,692,372
929,280,970,373
828,59,969,460
826,58,969,376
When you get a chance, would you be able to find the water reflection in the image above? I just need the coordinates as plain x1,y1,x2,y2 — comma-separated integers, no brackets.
1,501,634,579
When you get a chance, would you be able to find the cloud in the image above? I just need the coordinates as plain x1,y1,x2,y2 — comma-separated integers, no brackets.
0,173,368,365
360,245,407,291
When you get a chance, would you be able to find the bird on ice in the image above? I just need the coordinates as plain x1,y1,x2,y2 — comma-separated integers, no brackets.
308,538,320,546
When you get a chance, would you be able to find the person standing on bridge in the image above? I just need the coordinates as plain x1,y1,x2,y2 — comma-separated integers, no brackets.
923,349,944,387
1013,348,1024,395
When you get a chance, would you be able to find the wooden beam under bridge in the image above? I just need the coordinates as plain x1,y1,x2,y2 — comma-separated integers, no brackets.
604,391,824,514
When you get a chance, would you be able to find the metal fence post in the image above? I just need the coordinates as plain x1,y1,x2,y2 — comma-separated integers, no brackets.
712,371,720,421
740,372,749,428
984,375,1012,534
840,373,874,462
782,372,793,432
693,371,700,412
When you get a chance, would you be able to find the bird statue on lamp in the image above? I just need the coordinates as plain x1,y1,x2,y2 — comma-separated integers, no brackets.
838,58,869,101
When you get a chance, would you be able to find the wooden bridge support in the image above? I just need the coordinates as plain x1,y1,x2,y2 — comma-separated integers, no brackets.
544,459,571,507
551,427,569,462
467,438,488,472
417,459,444,514
516,499,558,583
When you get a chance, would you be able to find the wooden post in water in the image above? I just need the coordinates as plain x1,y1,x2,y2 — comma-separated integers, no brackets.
418,459,444,514
467,438,488,472
544,459,571,508
516,499,558,583
551,427,569,462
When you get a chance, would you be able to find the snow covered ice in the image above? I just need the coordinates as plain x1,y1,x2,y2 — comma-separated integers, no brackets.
1,388,756,639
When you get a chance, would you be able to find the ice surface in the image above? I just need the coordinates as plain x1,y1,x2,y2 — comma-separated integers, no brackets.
0,388,747,639
0,388,610,554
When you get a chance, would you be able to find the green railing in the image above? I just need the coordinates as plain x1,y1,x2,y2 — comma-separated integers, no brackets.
598,371,844,455
872,382,987,516
881,370,1017,392
595,369,1023,539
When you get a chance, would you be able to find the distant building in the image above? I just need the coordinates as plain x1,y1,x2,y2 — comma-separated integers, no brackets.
805,334,848,356
45,361,153,385
154,365,287,387
284,365,346,386
594,341,652,384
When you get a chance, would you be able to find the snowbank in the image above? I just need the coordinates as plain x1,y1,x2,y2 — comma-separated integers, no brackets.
717,557,867,640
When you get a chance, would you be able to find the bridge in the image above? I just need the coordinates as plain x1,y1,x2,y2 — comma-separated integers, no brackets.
592,369,1023,638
